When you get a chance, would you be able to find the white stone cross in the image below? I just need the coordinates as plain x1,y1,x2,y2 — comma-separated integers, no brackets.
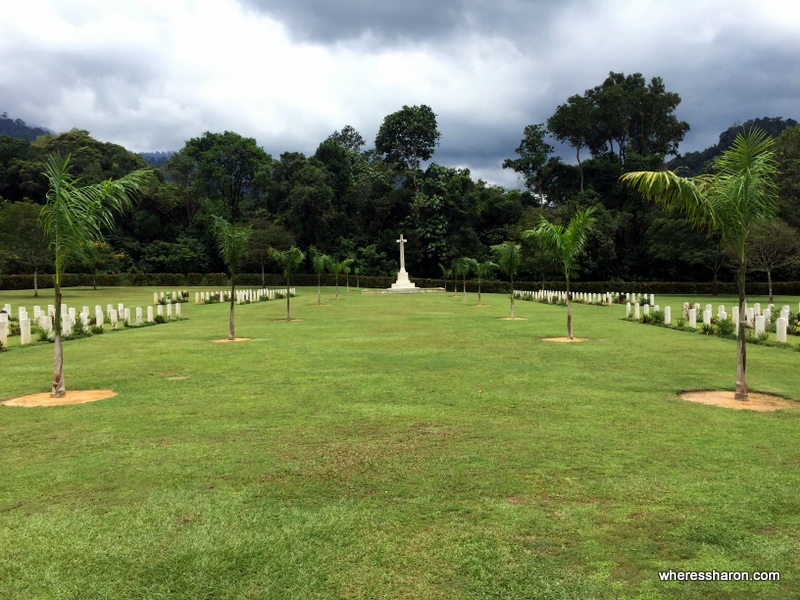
396,234,407,272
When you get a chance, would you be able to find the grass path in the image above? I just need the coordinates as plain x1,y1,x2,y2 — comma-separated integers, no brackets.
1,287,799,599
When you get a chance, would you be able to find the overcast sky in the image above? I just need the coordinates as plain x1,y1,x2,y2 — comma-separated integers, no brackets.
2,0,798,187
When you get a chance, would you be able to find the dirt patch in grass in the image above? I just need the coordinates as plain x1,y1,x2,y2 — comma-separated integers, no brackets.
542,337,588,342
679,390,798,412
497,317,528,321
2,389,117,407
211,337,253,343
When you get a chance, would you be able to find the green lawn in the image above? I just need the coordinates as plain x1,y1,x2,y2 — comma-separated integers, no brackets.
1,287,799,599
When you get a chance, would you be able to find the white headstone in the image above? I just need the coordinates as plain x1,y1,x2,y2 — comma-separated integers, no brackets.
175,303,181,318
732,307,740,334
0,320,7,347
626,302,631,317
124,308,131,325
154,292,159,305
754,302,761,316
776,317,788,343
166,303,172,319
664,306,671,325
634,303,640,320
689,308,697,329
703,310,711,325
755,315,765,337
643,304,650,316
61,314,72,336
109,309,118,330
80,312,89,332
157,304,163,317
147,306,154,323
746,308,755,327
20,318,31,345
650,294,655,306
136,307,143,325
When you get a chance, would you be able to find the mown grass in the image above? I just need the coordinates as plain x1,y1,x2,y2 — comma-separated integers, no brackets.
1,286,799,599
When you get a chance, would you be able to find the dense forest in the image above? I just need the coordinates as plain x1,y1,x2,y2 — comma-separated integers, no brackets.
1,71,799,289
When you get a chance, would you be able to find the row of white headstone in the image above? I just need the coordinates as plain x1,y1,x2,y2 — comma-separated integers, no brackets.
626,301,798,343
515,289,653,306
0,301,180,347
194,288,296,304
154,291,188,305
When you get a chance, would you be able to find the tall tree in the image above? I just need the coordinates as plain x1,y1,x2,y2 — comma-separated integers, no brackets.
547,95,593,191
491,241,523,319
211,215,252,340
746,219,800,303
503,124,554,204
40,153,148,397
525,208,597,340
375,104,440,195
0,201,51,296
269,247,305,321
621,129,779,401
176,131,271,221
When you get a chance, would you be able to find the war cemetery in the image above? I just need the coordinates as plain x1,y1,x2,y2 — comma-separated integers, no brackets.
2,106,800,596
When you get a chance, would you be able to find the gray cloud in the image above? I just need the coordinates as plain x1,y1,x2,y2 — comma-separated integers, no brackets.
1,0,797,187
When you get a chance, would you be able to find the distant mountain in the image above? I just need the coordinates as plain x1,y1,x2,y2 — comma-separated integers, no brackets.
0,112,53,140
668,116,798,175
139,151,175,169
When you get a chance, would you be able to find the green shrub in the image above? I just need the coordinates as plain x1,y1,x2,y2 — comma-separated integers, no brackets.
90,325,104,335
715,317,735,337
154,314,166,324
700,323,715,335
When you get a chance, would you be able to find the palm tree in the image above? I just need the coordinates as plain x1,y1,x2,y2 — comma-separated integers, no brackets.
491,241,523,319
525,207,596,340
269,247,305,321
452,257,472,301
310,247,330,306
40,152,148,397
328,259,344,300
438,262,452,292
466,258,496,306
620,129,779,400
211,215,251,340
342,258,354,295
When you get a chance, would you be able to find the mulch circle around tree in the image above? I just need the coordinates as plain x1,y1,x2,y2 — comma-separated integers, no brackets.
679,390,798,412
542,337,588,342
497,317,528,321
211,337,253,343
2,389,117,407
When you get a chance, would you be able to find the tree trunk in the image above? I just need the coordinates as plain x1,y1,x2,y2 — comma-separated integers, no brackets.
462,276,467,300
286,276,291,321
52,282,65,397
767,269,774,304
34,268,39,298
735,261,748,400
317,274,322,305
346,273,350,295
577,148,584,193
335,275,339,301
261,263,265,287
92,272,97,290
477,282,482,306
229,277,235,340
510,276,515,319
566,280,573,340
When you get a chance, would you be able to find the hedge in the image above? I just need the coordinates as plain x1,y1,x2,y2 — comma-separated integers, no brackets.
3,273,800,296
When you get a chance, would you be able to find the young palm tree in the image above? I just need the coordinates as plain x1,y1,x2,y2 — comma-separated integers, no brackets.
491,241,523,319
525,207,596,340
40,152,148,397
211,215,251,340
620,129,779,400
466,258,496,306
342,258,354,295
328,259,344,300
310,247,330,306
438,262,452,293
452,257,472,300
353,264,361,290
269,247,305,321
